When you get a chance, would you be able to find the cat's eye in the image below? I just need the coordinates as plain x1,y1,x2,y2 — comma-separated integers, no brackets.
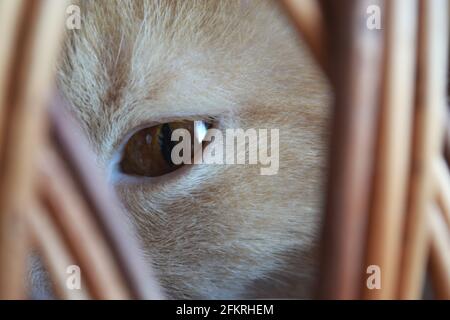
119,121,210,177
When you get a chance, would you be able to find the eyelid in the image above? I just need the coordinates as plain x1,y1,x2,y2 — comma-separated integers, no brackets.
108,161,192,186
111,114,218,154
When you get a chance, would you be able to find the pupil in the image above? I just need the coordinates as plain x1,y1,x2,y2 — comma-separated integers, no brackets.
159,123,176,166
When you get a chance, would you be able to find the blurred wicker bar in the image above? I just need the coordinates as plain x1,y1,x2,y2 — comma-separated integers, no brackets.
445,112,450,164
37,146,131,299
317,0,385,299
428,205,450,299
27,200,90,300
434,158,450,229
46,102,164,299
0,0,69,299
363,0,418,300
398,0,449,299
284,0,450,300
0,0,163,300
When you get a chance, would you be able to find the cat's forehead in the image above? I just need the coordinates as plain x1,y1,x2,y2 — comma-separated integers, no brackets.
56,0,306,157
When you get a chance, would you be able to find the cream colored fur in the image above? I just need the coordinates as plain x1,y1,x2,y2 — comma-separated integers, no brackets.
55,0,330,299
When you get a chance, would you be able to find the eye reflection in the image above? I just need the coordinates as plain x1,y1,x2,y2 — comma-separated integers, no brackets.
119,121,211,177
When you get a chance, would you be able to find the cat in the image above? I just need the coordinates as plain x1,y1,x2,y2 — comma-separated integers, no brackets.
52,0,330,299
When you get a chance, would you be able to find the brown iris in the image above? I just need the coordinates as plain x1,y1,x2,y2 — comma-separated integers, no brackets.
119,121,209,177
